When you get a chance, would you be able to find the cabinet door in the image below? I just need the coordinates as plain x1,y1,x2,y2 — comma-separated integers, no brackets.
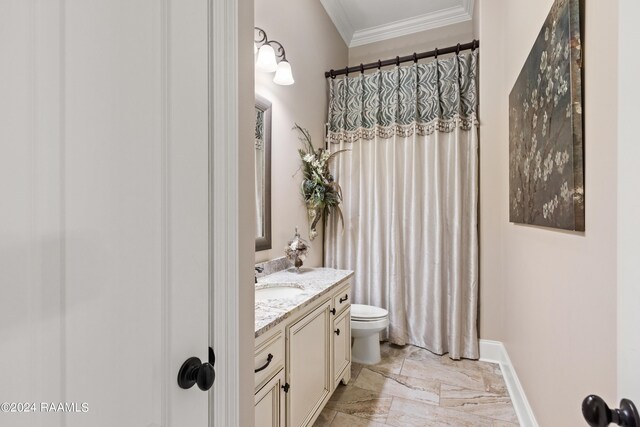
287,300,332,427
255,369,286,427
333,308,351,387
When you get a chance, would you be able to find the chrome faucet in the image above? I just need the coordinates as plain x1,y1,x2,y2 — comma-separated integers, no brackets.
254,266,264,284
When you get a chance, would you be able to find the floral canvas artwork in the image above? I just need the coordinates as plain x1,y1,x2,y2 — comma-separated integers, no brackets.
509,0,584,231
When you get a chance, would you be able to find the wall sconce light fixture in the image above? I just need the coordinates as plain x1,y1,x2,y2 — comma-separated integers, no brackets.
254,27,294,86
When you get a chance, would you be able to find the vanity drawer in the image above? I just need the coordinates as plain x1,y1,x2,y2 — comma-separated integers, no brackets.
332,283,351,315
255,330,285,389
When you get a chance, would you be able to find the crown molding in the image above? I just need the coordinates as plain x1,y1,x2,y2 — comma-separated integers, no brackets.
320,0,355,46
463,0,475,17
322,0,475,48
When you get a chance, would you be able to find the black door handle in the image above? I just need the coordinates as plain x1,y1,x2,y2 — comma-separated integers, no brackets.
339,294,348,303
178,347,216,391
334,328,340,336
254,353,274,373
582,395,640,427
330,308,336,315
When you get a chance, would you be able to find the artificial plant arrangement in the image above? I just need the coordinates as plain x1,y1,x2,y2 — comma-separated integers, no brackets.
293,123,347,240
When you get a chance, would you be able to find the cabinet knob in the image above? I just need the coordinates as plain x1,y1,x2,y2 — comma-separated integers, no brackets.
334,328,341,336
339,294,349,303
282,383,290,393
330,308,336,315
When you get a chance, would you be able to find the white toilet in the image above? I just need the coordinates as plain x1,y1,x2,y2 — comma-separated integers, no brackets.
350,304,389,365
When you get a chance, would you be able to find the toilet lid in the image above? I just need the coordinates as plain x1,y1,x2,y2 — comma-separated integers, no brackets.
351,304,388,320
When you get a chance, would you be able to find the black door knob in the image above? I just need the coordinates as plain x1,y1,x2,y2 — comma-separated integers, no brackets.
178,351,216,391
582,395,640,427
583,395,614,426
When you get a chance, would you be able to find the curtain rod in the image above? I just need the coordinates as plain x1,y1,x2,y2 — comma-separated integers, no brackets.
325,39,479,79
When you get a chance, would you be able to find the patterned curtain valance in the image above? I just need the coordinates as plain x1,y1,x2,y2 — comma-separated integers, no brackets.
327,50,478,144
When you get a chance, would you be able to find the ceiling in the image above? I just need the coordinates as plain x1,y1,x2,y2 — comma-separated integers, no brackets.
320,0,475,47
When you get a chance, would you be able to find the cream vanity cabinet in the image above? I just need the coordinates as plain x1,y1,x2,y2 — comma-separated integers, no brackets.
254,329,286,427
254,276,352,427
287,300,332,427
255,368,286,427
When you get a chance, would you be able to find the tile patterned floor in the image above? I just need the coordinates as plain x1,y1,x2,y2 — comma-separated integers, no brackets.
314,343,519,427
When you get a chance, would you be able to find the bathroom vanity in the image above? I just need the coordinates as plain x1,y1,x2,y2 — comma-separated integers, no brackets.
254,268,353,427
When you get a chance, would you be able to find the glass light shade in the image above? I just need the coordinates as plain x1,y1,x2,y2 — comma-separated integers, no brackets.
256,44,277,72
273,60,295,85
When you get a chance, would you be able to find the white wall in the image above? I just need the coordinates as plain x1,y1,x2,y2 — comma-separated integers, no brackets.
472,0,479,39
617,0,640,403
254,0,348,266
478,0,618,425
476,0,507,341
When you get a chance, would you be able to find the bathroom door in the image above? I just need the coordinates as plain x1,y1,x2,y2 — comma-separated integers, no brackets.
0,0,213,426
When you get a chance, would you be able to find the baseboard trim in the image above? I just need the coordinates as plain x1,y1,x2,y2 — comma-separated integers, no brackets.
479,339,539,427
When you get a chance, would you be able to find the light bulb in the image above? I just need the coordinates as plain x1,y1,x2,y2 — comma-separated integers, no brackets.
256,44,277,73
273,60,294,85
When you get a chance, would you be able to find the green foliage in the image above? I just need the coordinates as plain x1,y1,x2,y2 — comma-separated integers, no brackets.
293,123,347,233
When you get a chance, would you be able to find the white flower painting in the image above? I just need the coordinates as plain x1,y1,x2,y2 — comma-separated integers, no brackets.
509,0,584,231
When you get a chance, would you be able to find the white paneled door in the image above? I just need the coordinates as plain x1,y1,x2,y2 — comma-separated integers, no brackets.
0,1,214,426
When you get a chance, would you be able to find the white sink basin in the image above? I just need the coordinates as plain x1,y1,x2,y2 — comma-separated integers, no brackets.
255,284,305,300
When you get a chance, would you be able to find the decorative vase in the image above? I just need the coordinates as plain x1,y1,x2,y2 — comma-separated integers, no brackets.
307,206,323,241
285,227,309,272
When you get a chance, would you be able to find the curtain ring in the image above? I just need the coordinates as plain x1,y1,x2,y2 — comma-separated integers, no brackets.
395,56,400,66
434,47,438,59
412,52,418,63
360,63,364,74
330,69,335,79
472,40,477,51
377,59,382,70
345,66,349,76
456,43,461,55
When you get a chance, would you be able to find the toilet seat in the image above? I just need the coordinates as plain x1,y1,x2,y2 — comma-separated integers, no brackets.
351,304,388,321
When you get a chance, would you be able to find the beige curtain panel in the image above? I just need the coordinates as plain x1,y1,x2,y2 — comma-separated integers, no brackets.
325,51,479,359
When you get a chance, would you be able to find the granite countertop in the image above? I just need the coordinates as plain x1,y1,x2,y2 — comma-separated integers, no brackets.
255,267,353,338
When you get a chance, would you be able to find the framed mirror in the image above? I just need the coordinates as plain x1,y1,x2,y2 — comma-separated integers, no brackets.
255,95,272,251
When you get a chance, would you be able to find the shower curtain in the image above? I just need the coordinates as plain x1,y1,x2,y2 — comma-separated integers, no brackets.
325,50,479,359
